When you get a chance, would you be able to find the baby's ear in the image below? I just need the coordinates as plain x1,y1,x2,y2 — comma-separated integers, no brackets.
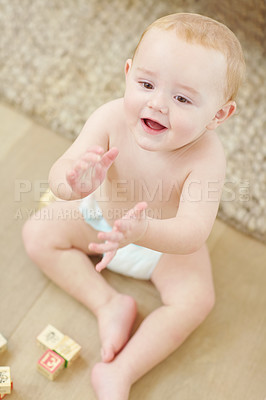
125,59,132,77
206,101,236,130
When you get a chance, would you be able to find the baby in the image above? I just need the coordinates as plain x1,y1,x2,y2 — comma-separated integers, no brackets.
23,13,245,400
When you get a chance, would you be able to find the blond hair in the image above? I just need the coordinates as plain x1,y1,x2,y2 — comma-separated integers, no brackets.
133,13,246,101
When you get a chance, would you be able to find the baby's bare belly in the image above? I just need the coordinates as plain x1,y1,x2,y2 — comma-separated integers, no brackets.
94,179,179,226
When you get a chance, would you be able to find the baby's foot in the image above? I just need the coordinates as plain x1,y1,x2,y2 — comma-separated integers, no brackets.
96,293,137,362
91,362,131,400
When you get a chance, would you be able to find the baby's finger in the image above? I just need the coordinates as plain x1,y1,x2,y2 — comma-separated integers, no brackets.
85,145,105,155
95,250,116,272
66,165,84,185
134,201,148,219
100,147,119,169
131,201,147,217
97,230,124,242
114,219,131,233
124,202,148,220
81,152,102,164
89,241,119,254
73,160,89,173
66,169,77,183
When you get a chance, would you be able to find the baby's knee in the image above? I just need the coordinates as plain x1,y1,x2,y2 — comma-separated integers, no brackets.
169,284,215,326
196,286,216,323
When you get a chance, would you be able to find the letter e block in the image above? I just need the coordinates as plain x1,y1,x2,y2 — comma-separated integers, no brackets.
37,349,65,380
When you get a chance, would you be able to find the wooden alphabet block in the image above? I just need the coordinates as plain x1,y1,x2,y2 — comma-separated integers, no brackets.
0,367,11,395
0,380,14,398
37,324,64,351
53,335,81,367
0,334,7,353
0,380,13,398
37,349,65,380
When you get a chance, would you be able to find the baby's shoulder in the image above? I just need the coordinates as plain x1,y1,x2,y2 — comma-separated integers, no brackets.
94,98,125,131
98,98,124,119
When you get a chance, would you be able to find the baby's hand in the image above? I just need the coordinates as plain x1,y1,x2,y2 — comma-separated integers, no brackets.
89,202,148,272
66,146,119,197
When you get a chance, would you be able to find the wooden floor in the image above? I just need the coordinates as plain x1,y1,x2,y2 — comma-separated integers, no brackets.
1,102,265,399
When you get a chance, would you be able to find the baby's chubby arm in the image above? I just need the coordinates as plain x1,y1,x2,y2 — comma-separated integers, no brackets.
48,102,119,200
138,162,226,254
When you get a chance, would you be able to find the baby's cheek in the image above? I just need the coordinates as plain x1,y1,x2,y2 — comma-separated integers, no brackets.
124,87,144,115
173,114,196,135
125,93,138,109
171,114,204,147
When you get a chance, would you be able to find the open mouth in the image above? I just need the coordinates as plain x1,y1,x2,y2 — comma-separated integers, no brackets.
141,118,168,135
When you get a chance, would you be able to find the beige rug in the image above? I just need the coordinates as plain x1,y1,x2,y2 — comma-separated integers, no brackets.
1,0,265,243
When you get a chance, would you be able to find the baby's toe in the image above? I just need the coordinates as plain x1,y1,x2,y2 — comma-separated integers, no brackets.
101,344,115,363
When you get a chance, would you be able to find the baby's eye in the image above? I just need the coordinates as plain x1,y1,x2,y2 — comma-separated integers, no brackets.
140,81,153,90
174,95,190,104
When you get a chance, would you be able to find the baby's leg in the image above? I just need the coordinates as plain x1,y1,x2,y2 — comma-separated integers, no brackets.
91,244,215,400
22,200,137,362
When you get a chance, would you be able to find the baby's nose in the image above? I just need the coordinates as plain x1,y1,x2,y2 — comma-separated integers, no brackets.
147,93,168,114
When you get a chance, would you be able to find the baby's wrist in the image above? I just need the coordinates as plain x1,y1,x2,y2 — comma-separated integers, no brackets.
134,218,149,245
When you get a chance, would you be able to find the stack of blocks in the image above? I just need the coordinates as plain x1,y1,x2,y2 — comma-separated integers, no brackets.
37,325,81,380
0,334,13,399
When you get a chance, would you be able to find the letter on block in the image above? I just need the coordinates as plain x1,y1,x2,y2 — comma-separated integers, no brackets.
0,334,7,354
37,324,64,351
37,349,65,380
53,335,81,367
0,367,11,395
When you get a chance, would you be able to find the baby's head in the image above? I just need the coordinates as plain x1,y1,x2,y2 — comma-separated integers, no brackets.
133,13,245,102
124,13,246,151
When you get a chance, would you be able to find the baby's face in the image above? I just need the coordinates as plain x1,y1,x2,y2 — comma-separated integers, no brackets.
124,28,227,152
